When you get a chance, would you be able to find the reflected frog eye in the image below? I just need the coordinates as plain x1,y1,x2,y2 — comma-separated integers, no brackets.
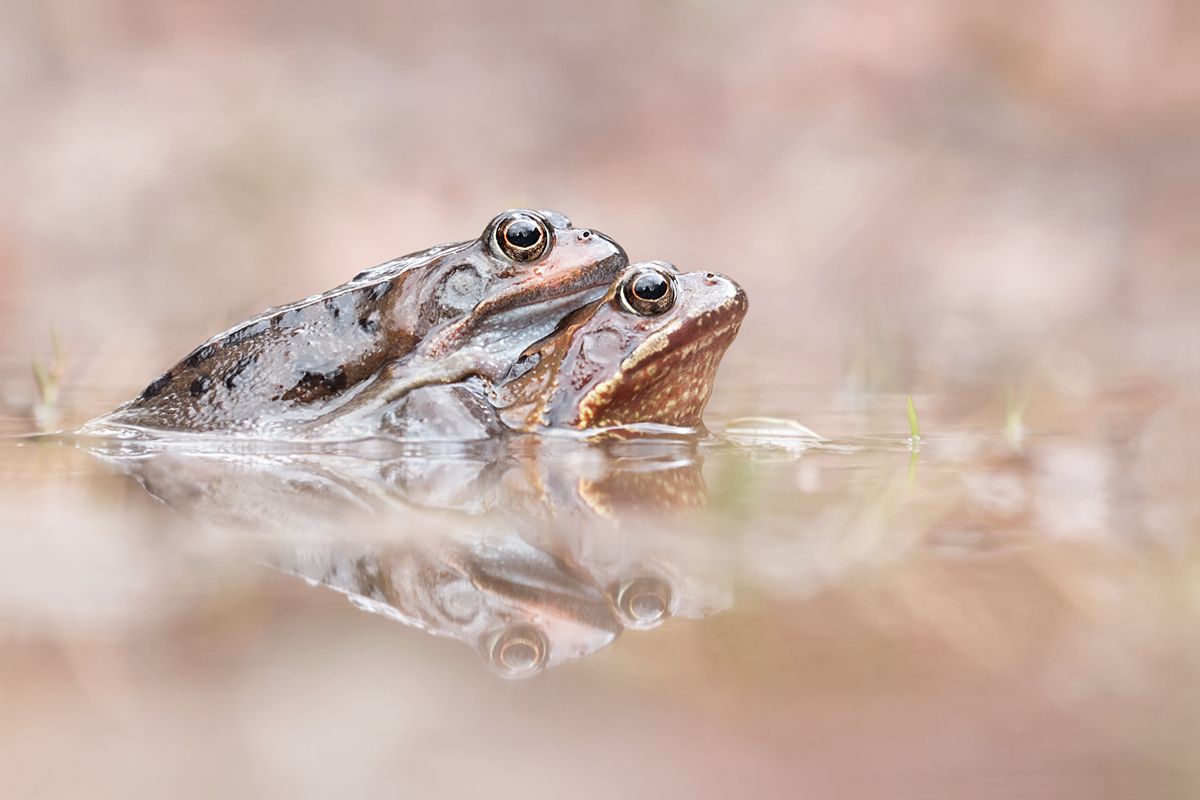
619,268,676,316
612,576,674,629
493,213,551,262
486,624,548,677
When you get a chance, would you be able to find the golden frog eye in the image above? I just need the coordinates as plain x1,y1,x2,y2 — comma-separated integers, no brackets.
493,212,551,262
486,624,548,677
619,268,676,316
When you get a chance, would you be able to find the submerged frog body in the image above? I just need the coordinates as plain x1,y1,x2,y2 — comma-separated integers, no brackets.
380,263,747,439
87,210,626,437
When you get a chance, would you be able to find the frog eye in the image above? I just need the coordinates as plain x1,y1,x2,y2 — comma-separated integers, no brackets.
611,576,674,630
486,624,548,678
492,212,552,263
619,268,676,316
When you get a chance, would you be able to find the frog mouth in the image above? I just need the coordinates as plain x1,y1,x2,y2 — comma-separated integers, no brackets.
625,294,748,374
574,299,747,430
633,319,744,380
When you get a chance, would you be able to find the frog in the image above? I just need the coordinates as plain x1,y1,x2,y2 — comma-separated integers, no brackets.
378,262,748,439
83,209,627,438
496,262,747,431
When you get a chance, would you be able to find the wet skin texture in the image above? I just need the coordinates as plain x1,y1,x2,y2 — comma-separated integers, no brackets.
383,263,748,440
91,210,626,436
494,264,748,432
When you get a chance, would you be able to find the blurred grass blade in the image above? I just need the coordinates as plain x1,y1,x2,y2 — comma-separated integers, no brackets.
32,325,68,432
906,395,919,486
1005,383,1029,450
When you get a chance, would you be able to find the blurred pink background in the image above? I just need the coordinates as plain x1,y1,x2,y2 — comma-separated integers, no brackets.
2,0,1198,424
3,2,1200,798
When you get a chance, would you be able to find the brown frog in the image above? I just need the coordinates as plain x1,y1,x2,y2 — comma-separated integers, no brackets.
381,262,748,439
85,210,627,437
496,262,747,431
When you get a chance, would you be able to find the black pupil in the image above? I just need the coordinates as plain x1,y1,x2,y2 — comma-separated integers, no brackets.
505,218,541,249
633,273,668,301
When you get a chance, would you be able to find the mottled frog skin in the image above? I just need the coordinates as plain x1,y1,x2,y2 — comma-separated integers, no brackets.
87,210,626,437
495,263,747,431
382,263,747,439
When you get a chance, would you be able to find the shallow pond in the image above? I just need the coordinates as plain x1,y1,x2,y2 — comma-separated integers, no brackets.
3,0,1200,794
2,376,1199,798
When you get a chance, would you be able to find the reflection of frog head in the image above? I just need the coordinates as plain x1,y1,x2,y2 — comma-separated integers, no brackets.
493,263,748,432
294,539,623,679
288,534,710,678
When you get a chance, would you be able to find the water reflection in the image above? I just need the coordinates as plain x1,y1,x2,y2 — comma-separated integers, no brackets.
80,437,732,677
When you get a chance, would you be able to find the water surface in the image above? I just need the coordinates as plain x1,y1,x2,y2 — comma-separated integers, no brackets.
4,0,1200,795
3,381,1199,798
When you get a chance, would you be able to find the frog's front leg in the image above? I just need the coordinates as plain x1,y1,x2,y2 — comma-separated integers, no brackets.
298,347,509,439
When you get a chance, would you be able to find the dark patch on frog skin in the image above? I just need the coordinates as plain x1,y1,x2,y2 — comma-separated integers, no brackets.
138,372,173,402
280,367,349,404
184,344,217,369
189,375,212,397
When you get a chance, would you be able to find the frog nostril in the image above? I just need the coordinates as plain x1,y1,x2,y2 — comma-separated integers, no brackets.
579,230,592,240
